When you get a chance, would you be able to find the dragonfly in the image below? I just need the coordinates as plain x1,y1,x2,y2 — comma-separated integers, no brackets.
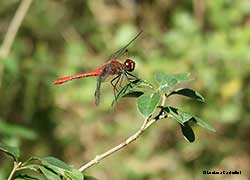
54,31,142,105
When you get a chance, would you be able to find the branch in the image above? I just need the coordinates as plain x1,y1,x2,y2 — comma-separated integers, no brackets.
0,0,33,59
193,0,206,27
78,110,168,172
7,162,22,180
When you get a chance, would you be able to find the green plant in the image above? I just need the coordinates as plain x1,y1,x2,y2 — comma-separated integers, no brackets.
1,72,214,180
114,72,215,142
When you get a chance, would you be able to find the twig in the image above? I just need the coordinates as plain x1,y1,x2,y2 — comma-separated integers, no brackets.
7,162,22,180
78,110,168,172
0,0,33,59
78,116,150,172
193,0,205,28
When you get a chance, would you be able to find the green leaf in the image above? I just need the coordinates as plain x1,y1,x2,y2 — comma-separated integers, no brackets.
0,143,19,161
123,91,144,97
21,164,41,172
134,79,155,90
180,123,195,143
112,79,154,106
84,175,98,180
159,106,216,132
33,157,83,180
40,166,61,180
155,73,191,93
168,88,205,102
14,174,39,180
155,72,178,93
159,106,193,125
172,73,191,82
192,117,216,132
137,92,161,117
39,157,72,171
112,79,142,106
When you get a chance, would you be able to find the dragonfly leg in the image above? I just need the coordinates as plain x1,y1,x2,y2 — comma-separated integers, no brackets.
111,75,121,96
125,71,139,82
118,75,124,88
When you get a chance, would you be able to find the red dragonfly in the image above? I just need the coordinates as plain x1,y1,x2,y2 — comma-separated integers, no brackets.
54,31,142,105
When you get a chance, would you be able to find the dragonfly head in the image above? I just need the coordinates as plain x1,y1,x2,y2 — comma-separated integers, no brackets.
124,59,135,72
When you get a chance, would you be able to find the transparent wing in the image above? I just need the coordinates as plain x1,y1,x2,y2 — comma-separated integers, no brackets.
107,30,143,61
94,76,103,105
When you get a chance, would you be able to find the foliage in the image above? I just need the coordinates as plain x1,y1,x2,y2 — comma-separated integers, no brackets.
1,0,250,179
1,71,214,179
0,143,91,180
114,72,214,142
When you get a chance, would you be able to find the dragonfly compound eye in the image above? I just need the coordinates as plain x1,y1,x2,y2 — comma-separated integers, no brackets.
124,59,135,72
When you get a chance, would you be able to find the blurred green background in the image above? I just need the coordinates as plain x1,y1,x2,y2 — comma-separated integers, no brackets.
0,0,250,179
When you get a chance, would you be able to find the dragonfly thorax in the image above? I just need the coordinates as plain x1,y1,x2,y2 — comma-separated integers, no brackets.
123,59,135,72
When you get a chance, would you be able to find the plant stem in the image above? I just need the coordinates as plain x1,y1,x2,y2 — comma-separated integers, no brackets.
78,116,150,172
0,0,33,89
79,109,168,172
7,162,21,180
0,0,33,59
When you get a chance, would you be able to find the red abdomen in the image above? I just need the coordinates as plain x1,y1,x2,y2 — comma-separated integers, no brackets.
54,68,103,85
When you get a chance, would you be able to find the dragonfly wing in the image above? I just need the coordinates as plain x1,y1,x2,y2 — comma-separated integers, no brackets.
94,76,103,105
94,68,111,105
107,30,143,61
